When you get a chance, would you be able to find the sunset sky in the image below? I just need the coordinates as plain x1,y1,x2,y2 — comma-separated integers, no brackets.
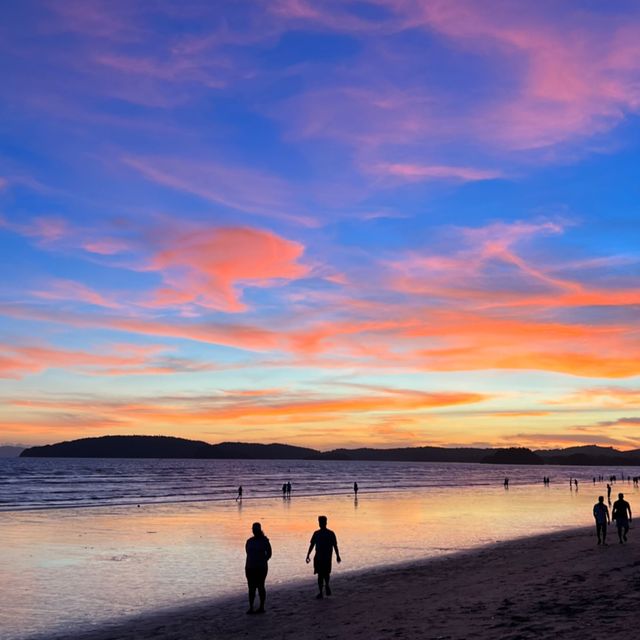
1,0,639,449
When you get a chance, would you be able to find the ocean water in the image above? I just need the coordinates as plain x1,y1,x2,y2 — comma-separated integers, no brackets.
1,458,639,640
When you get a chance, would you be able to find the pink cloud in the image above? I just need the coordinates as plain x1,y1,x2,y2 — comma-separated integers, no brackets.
368,162,503,183
31,279,122,310
145,225,309,312
123,155,316,226
0,304,282,353
81,239,131,255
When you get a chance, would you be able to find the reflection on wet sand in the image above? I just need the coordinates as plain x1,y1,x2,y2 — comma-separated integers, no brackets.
1,483,637,639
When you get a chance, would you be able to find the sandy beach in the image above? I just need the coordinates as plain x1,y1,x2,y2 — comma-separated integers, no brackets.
41,525,640,640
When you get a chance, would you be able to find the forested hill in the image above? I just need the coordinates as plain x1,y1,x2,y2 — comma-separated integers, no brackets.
19,436,640,466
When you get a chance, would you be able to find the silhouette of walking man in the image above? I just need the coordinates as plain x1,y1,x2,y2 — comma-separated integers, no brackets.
245,522,272,614
607,483,612,502
593,496,610,545
306,515,341,599
612,493,633,543
236,485,243,501
354,481,358,496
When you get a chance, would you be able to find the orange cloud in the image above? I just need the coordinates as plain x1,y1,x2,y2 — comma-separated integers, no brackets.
0,342,213,379
557,387,640,408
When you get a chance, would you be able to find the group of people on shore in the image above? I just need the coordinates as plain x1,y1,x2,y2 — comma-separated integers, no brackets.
236,481,360,501
241,476,635,615
244,515,341,614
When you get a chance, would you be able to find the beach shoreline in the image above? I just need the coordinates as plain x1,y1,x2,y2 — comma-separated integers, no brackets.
29,525,640,640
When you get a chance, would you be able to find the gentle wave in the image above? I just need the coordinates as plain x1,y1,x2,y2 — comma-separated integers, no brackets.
2,456,637,513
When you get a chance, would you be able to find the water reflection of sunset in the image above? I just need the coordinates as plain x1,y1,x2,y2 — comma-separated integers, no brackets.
3,483,630,638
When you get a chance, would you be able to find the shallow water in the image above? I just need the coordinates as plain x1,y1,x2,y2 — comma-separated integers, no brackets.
1,459,638,639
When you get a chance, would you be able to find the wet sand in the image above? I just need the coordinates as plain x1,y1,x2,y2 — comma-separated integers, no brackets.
42,525,640,640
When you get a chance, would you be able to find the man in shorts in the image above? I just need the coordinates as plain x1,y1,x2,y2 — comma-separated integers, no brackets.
306,515,341,599
593,496,610,545
612,493,633,543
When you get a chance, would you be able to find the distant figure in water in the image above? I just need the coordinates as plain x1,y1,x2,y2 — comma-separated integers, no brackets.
574,478,579,490
236,486,243,502
569,477,573,490
245,522,272,614
607,483,612,502
612,493,633,544
503,477,509,489
353,482,359,496
306,515,341,599
286,481,292,497
282,483,287,499
593,496,610,545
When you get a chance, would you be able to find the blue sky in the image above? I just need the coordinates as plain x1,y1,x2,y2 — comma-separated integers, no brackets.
1,0,639,448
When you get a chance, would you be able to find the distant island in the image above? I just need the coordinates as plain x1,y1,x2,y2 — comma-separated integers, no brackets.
18,436,640,466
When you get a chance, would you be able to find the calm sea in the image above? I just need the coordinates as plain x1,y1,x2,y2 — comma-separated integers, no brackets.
1,458,639,640
2,456,632,511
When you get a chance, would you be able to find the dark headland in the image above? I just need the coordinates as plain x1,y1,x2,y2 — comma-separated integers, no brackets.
19,435,640,466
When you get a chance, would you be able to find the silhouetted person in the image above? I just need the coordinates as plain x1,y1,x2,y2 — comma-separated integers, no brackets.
574,478,578,490
354,482,358,496
236,485,243,502
286,481,292,497
245,522,272,614
569,477,573,490
593,496,610,545
282,483,287,498
504,477,509,489
612,493,632,543
306,515,341,599
607,483,612,501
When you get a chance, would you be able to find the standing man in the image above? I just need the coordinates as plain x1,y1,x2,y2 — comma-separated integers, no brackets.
236,485,243,502
612,493,633,543
354,481,359,496
607,483,612,502
245,522,272,614
306,515,341,599
593,496,610,545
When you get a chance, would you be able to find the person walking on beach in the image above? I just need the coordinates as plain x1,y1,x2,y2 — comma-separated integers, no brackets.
593,496,610,545
286,481,292,497
612,493,632,544
236,485,243,502
607,483,612,502
574,478,579,490
282,482,287,499
306,515,341,599
504,477,509,489
354,482,358,496
245,522,272,614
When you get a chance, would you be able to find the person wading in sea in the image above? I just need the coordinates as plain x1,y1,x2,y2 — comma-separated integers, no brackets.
245,522,272,614
306,515,341,599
